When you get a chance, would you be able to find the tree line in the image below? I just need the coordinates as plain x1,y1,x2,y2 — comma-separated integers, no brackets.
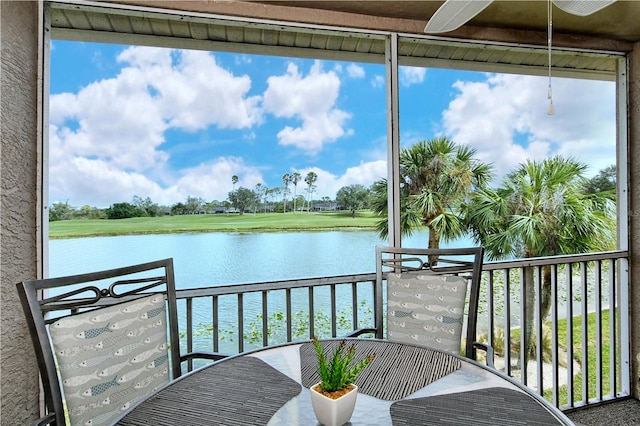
48,183,375,221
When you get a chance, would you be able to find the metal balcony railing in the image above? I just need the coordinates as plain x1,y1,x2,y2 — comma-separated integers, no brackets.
175,250,630,411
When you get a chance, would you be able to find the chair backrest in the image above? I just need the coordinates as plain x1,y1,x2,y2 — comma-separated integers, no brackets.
374,246,484,358
16,258,184,426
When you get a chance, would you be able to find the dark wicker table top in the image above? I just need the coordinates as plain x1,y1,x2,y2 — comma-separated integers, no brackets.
115,339,572,426
115,356,301,425
391,387,567,425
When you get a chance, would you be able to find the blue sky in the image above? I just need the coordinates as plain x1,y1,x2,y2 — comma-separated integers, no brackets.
49,40,616,208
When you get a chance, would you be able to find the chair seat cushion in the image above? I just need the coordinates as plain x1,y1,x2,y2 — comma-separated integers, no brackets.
386,273,468,353
48,293,170,425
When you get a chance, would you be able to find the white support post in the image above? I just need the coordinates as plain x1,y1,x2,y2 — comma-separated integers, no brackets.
616,56,631,396
386,32,401,248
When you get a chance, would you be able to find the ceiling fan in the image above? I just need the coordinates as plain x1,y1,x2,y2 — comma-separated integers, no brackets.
424,0,617,34
424,0,616,115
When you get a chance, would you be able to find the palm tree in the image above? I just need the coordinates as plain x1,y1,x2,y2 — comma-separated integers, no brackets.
270,187,282,212
292,172,301,213
253,183,262,214
370,179,422,239
304,171,318,212
465,155,616,358
282,173,292,213
232,175,239,192
372,137,493,249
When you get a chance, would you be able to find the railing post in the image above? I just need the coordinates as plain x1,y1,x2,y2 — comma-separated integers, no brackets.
262,291,268,347
504,268,512,377
535,265,544,394
595,260,603,401
566,263,574,407
580,261,589,404
550,264,559,407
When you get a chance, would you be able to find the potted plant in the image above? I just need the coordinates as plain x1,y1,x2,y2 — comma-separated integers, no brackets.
310,337,375,426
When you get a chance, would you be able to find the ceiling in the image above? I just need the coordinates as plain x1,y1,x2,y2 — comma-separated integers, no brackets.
254,1,640,44
48,1,630,81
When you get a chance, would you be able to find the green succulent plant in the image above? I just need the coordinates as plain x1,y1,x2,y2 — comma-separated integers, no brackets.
313,336,375,393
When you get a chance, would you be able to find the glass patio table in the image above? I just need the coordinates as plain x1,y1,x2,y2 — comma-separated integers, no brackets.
114,338,574,425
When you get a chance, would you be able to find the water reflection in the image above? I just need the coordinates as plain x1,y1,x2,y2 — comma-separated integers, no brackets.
50,230,472,288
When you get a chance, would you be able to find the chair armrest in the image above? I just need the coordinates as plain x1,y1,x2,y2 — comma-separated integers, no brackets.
181,351,230,363
345,327,378,338
32,412,56,426
472,342,495,368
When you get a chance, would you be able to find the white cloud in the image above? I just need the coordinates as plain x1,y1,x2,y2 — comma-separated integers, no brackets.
165,157,264,203
347,63,365,78
371,75,385,88
442,74,616,181
48,150,265,207
50,77,169,172
262,60,351,155
49,46,265,207
235,55,253,66
340,160,388,186
48,156,167,207
400,67,426,86
293,160,387,199
118,47,263,131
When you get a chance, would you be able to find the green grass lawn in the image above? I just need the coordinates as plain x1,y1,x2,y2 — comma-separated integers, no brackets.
544,309,618,405
49,210,381,238
486,309,617,406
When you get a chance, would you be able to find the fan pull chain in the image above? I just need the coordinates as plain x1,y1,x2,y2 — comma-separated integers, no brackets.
547,0,555,115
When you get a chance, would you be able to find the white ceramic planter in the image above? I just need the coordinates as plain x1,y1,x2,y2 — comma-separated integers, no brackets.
309,382,358,426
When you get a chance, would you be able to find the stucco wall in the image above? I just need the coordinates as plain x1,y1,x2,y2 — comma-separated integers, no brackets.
629,42,640,399
1,0,42,423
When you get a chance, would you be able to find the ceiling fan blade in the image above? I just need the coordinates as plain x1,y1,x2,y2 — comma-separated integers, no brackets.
552,0,616,16
424,0,494,33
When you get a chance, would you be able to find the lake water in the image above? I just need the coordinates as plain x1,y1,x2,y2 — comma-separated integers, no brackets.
49,230,474,287
49,230,475,352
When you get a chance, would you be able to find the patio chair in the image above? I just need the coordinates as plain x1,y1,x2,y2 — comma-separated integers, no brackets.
16,258,228,426
350,246,494,365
